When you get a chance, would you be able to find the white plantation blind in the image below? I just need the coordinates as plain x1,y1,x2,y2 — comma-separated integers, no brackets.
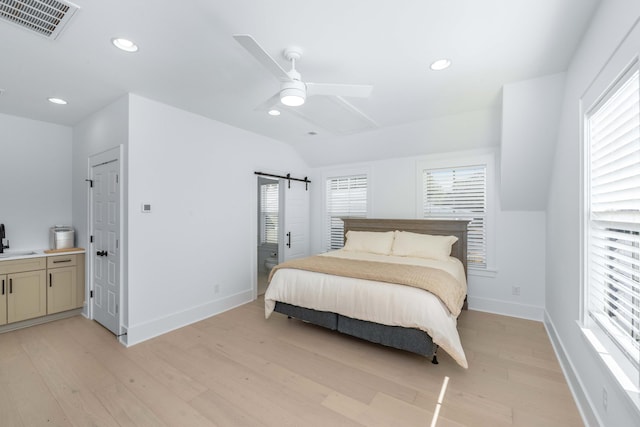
326,175,367,250
587,66,640,367
260,182,279,244
422,166,486,268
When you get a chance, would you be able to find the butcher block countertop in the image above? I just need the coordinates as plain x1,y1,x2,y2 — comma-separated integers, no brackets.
0,248,85,261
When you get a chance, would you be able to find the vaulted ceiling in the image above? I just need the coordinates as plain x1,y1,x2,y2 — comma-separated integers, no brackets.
0,0,599,153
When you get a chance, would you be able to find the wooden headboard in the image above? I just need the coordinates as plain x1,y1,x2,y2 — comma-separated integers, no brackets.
342,218,470,275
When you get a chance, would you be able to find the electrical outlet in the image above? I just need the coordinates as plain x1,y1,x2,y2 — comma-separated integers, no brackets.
512,286,521,296
602,387,608,412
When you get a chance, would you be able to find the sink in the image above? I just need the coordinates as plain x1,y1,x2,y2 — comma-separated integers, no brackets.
0,250,37,258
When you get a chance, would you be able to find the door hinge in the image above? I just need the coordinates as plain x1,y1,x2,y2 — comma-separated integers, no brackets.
90,290,94,298
116,174,119,184
90,235,94,243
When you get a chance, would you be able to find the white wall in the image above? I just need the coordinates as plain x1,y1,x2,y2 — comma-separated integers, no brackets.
125,94,309,344
546,1,640,426
0,113,72,250
501,73,565,211
309,150,546,320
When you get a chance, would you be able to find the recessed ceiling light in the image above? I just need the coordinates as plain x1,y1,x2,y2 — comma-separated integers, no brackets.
430,59,451,71
48,97,67,105
268,109,281,116
112,37,138,52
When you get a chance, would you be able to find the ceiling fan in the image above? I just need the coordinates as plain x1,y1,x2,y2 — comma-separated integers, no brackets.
233,34,374,112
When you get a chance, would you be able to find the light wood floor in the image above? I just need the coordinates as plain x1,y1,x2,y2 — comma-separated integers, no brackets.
0,299,583,426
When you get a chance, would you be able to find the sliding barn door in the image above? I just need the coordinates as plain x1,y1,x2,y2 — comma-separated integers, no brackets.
279,178,310,262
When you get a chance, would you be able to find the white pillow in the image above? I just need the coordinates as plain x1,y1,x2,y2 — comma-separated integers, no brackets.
343,230,395,255
391,231,458,261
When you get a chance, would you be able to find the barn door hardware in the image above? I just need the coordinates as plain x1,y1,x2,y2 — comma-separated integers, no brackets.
254,171,311,191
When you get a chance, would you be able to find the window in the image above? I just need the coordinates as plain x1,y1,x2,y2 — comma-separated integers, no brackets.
421,165,487,269
260,182,279,244
585,64,640,370
325,175,367,250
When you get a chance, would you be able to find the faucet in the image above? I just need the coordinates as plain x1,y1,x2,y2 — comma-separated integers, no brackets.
0,224,8,253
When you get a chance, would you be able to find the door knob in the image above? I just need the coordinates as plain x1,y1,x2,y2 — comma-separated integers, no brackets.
96,250,107,257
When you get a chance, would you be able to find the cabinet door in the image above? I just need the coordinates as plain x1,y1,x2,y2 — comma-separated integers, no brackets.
0,274,6,326
47,266,77,315
7,270,46,323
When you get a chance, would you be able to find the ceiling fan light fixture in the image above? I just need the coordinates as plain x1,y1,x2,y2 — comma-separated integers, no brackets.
281,92,305,106
280,80,306,106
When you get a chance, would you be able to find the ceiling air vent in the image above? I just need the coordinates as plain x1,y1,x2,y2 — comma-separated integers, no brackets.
0,0,79,40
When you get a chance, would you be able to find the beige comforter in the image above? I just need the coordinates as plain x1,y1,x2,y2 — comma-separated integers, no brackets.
269,255,465,316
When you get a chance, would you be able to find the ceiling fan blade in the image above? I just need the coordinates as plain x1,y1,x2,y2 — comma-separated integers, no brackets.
254,92,282,111
306,82,373,98
285,96,378,135
233,34,291,81
333,96,378,128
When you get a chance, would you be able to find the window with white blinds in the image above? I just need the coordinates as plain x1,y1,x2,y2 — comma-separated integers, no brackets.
422,166,487,268
325,175,367,250
586,65,640,369
260,182,279,244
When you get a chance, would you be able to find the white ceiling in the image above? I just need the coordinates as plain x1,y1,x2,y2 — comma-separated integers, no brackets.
0,0,600,148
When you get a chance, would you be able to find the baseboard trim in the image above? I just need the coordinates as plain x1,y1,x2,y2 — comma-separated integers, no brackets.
0,308,83,334
124,290,253,346
467,296,544,321
544,311,599,427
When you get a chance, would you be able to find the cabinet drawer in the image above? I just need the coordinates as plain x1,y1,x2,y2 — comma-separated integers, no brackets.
0,257,46,274
47,254,77,269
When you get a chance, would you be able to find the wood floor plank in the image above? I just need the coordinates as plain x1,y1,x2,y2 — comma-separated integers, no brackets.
187,342,361,426
189,390,263,427
58,321,216,427
433,386,514,427
0,332,70,426
93,381,168,427
123,340,209,401
15,327,119,426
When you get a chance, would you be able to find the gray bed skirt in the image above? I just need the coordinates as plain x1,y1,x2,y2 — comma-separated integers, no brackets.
274,302,438,361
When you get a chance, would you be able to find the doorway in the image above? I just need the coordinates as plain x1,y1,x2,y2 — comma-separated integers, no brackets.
257,177,279,295
256,173,311,296
89,147,122,335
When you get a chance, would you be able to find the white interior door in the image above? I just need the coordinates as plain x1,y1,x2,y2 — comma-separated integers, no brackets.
279,178,310,262
90,151,121,335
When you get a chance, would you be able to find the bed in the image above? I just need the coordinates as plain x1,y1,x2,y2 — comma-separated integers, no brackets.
264,218,470,368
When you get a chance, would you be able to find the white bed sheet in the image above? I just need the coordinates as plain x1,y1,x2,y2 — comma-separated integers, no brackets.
264,250,468,368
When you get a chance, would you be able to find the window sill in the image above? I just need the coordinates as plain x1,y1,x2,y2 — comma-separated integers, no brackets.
468,268,497,278
578,321,640,418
